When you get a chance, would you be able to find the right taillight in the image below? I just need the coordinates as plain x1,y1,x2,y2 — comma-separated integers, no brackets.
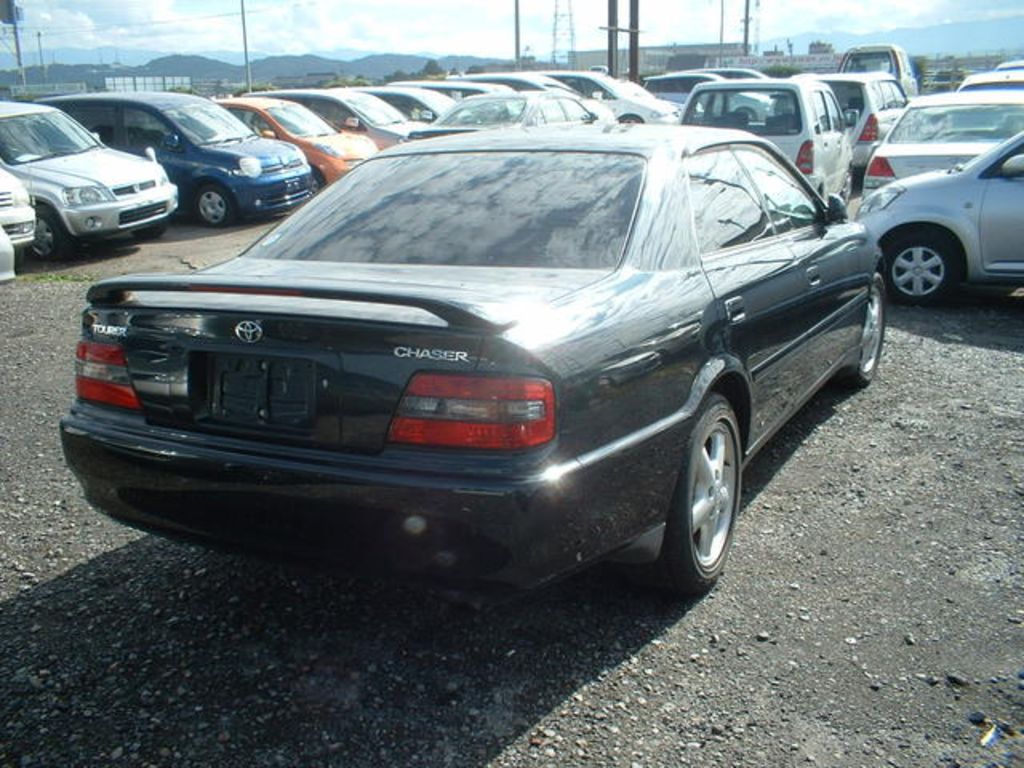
388,373,555,450
795,140,814,175
75,340,141,411
858,113,879,143
866,154,895,180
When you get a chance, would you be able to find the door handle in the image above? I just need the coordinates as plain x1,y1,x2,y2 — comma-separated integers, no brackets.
724,296,746,323
806,266,822,287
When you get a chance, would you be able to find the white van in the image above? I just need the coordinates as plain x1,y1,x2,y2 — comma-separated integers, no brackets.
839,44,919,97
537,70,681,123
0,167,35,252
683,78,854,199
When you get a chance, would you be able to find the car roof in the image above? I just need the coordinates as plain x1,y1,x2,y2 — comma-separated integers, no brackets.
958,70,1024,88
815,72,900,84
688,77,815,92
645,71,725,82
43,91,209,109
377,123,773,160
0,101,59,117
357,85,445,97
907,90,1024,106
216,96,297,111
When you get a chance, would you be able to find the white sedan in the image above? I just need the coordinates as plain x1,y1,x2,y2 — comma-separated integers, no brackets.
857,131,1024,304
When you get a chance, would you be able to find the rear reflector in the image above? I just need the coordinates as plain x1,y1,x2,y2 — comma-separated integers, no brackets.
858,113,879,143
75,340,141,411
866,154,895,179
388,373,555,450
796,140,814,175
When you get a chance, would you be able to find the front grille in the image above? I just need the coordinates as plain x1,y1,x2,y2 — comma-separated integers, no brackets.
112,180,157,197
263,157,306,174
119,202,167,226
259,177,311,208
0,192,13,209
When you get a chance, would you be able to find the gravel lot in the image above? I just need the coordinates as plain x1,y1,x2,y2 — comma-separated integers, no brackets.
1,229,1021,767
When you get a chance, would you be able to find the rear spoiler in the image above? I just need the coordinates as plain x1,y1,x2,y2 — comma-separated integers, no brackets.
86,275,515,333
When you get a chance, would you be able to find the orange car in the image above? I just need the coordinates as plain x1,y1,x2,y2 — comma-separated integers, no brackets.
219,96,377,191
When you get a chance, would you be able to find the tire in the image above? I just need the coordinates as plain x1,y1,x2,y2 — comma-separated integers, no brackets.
310,168,327,195
835,272,886,389
638,394,742,596
131,222,169,241
31,206,76,261
839,167,853,203
882,228,961,305
618,114,644,124
194,184,237,227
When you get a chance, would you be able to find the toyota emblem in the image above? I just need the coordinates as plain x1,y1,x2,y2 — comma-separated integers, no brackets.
234,320,263,344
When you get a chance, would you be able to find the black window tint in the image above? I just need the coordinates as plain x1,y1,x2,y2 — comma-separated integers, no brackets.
685,89,802,135
734,147,818,234
249,151,644,270
61,104,116,144
302,98,353,130
123,107,171,150
827,82,864,112
687,149,771,254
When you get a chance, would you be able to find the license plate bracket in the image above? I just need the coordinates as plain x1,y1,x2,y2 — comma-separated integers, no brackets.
210,354,316,431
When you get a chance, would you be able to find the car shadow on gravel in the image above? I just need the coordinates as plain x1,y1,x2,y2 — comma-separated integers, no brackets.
886,289,1023,354
0,534,703,767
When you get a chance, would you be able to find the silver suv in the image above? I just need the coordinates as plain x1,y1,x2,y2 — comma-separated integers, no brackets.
0,103,178,260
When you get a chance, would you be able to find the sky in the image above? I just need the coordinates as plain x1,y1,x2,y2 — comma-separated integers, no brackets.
12,0,1024,61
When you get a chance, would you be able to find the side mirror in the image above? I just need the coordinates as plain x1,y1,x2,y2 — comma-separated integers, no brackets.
1000,155,1024,178
343,116,362,131
260,129,276,139
844,109,861,129
144,147,158,163
826,193,848,223
162,133,182,152
590,91,605,100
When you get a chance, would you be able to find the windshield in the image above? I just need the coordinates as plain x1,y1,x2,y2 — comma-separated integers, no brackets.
614,80,656,100
247,151,645,270
844,52,895,74
684,88,801,135
437,98,528,127
267,104,334,137
0,110,99,164
164,103,253,145
888,104,1024,143
342,91,406,126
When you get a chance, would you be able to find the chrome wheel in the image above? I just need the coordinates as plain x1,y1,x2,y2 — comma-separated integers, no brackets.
858,279,884,377
690,420,738,569
891,245,945,298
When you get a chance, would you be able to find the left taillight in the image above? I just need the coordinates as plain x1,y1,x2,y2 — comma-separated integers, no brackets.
795,140,814,175
387,373,555,450
75,340,142,411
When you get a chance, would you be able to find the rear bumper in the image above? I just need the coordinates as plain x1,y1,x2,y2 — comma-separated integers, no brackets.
60,410,682,591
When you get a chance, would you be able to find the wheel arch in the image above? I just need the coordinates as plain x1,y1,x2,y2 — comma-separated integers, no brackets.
708,370,752,455
878,221,968,280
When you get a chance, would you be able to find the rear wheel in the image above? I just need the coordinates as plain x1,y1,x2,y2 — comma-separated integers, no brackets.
194,184,236,227
311,168,327,194
883,228,961,305
32,206,75,261
640,394,742,596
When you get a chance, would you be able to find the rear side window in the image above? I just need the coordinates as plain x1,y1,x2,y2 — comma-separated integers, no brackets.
59,104,116,144
250,151,645,270
686,149,770,253
685,89,802,135
843,51,895,75
825,82,865,113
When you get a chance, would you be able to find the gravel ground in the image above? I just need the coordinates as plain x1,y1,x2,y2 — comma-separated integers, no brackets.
0,268,1021,768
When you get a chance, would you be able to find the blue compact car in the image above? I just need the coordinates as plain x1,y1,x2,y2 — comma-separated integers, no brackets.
44,92,312,226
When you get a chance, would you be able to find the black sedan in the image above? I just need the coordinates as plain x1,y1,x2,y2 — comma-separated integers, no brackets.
60,126,885,597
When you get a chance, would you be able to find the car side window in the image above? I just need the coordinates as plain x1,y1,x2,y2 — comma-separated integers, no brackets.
307,98,353,130
240,110,273,136
686,148,772,255
823,91,843,132
123,107,172,150
812,92,831,132
537,99,568,125
733,147,818,235
60,104,116,145
558,98,590,122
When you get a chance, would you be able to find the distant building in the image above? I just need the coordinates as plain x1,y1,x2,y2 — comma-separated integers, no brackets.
572,43,745,75
808,41,835,55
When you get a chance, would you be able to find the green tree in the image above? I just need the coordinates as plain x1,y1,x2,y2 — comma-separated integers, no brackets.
420,59,444,77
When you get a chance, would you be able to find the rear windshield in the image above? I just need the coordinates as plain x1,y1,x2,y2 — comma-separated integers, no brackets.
247,150,645,269
684,88,802,135
822,81,865,112
958,81,1024,92
888,104,1024,143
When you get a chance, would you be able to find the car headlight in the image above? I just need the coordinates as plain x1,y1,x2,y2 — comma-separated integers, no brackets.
63,186,114,206
237,157,263,178
858,184,906,216
313,143,342,158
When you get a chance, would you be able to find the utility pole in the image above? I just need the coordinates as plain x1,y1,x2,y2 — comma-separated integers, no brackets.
717,0,725,67
514,0,521,70
36,30,44,81
606,0,617,77
240,0,252,92
628,0,639,83
742,0,750,56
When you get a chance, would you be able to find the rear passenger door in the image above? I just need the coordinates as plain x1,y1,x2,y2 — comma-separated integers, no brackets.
687,147,820,440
